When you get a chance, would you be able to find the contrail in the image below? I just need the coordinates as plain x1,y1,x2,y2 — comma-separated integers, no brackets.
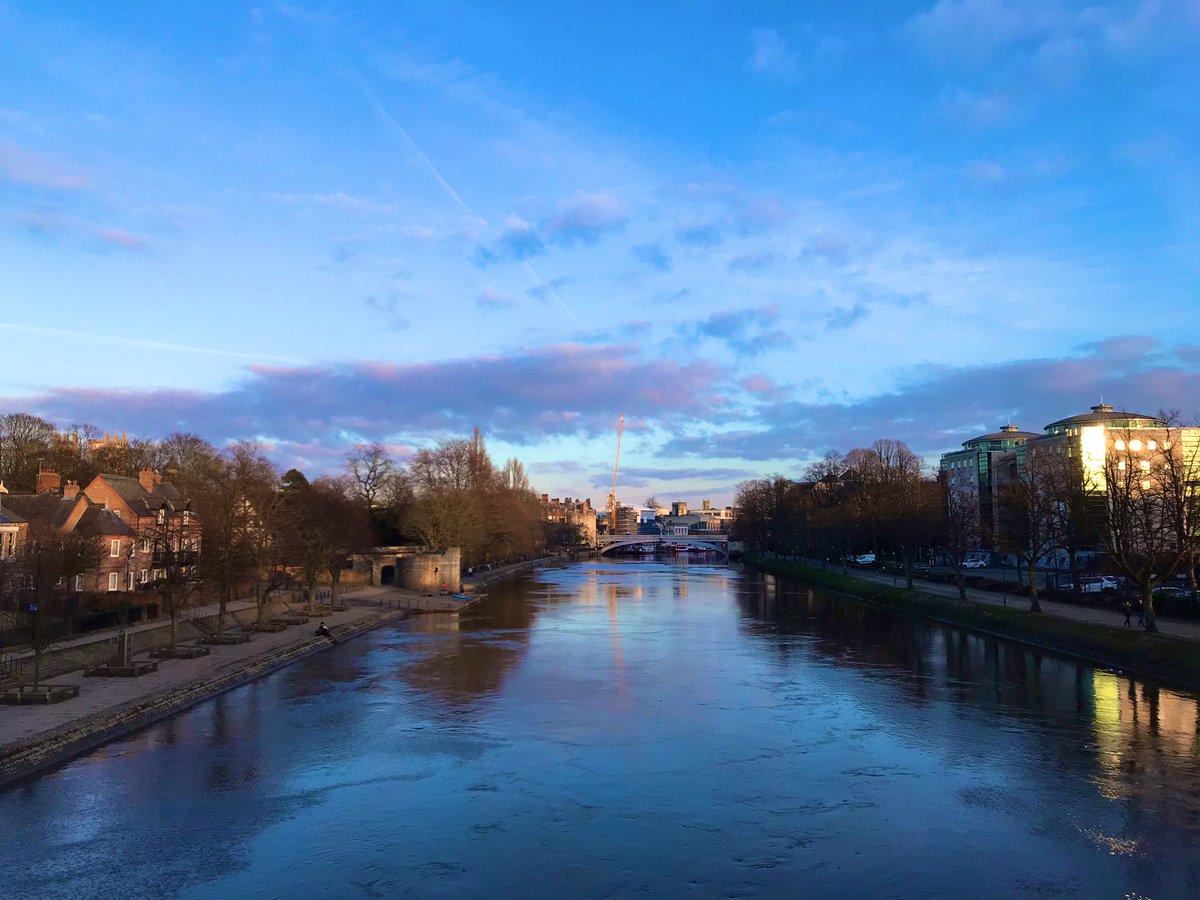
357,79,579,323
0,322,305,364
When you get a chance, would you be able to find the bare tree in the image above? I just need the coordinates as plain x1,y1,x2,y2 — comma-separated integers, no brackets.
4,525,106,686
942,479,980,601
996,449,1058,613
1095,424,1200,631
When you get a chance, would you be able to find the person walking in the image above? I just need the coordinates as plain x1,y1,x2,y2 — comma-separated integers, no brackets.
1136,598,1145,629
1122,600,1132,628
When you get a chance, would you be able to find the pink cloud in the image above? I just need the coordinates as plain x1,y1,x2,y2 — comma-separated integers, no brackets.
0,141,88,191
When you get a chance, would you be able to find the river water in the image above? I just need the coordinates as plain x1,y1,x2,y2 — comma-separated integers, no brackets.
3,560,1199,898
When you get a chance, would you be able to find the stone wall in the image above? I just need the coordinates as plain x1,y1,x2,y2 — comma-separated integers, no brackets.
400,548,462,593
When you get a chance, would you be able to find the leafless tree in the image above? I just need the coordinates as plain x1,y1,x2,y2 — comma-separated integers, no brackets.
996,448,1058,612
942,478,980,601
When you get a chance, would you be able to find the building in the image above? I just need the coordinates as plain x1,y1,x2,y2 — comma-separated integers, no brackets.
2,467,199,595
941,403,1200,564
939,424,1038,541
1,488,137,593
0,487,27,559
539,495,598,545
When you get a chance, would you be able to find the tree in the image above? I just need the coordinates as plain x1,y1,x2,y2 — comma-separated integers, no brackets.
997,449,1059,613
1095,425,1200,632
3,525,106,686
140,493,200,649
0,413,57,491
870,439,935,590
644,496,660,511
941,479,980,601
228,443,283,626
187,451,254,635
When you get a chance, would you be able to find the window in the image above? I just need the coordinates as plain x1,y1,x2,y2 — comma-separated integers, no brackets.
142,540,151,553
110,539,121,557
1117,461,1126,471
1114,439,1126,450
128,572,135,590
1147,440,1157,450
1141,479,1152,490
1140,460,1151,472
1129,439,1142,451
140,569,148,583
156,508,166,525
183,510,190,525
74,574,83,592
108,572,119,591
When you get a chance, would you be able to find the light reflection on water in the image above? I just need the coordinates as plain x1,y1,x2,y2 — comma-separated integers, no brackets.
2,560,1198,899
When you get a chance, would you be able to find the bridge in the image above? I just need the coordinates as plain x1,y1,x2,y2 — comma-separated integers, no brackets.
598,533,729,558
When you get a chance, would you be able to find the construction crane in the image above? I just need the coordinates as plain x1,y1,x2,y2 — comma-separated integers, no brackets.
607,413,625,534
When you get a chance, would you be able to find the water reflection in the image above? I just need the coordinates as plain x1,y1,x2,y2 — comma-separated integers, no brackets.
1,560,1198,899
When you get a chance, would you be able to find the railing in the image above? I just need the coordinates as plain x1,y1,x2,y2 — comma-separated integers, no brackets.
0,650,17,684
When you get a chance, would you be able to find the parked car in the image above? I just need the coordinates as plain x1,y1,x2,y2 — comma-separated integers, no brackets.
1077,576,1118,593
962,558,988,569
854,553,876,565
1152,586,1187,597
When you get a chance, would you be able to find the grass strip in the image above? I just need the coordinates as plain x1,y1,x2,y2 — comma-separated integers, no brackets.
744,555,1200,693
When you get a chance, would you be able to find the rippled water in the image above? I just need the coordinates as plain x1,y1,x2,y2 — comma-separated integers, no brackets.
3,561,1199,898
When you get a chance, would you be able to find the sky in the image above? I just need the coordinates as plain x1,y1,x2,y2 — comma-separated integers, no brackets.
1,1,1198,506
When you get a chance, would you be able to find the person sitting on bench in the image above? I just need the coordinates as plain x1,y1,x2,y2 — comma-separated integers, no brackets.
315,622,331,637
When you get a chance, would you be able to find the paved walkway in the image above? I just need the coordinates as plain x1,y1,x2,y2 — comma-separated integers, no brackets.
789,558,1200,643
0,585,469,752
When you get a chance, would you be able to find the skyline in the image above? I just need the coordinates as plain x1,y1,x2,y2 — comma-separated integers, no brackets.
2,1,1198,504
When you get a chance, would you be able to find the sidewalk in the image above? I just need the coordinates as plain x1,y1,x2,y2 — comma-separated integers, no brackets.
795,558,1200,643
0,596,397,751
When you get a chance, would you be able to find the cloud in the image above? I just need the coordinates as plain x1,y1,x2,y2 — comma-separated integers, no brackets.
904,0,1049,68
0,141,88,191
476,285,516,310
729,252,776,274
594,465,755,489
543,192,629,244
735,197,791,233
527,275,571,301
674,218,722,248
826,303,870,330
632,242,671,272
938,86,1015,128
3,345,729,457
473,215,545,265
662,336,1200,462
96,228,149,252
803,232,851,263
267,191,393,215
749,28,800,80
963,159,1006,184
687,306,792,357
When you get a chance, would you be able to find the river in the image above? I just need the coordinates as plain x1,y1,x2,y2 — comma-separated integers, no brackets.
3,560,1198,898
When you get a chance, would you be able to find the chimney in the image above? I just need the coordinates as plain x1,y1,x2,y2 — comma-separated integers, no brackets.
138,468,160,493
36,469,62,494
63,480,80,500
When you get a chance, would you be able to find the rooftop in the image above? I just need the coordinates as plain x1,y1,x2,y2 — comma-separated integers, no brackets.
1044,404,1165,434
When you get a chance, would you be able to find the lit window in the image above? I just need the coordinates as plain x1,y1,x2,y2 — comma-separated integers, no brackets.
1163,440,1172,450
1114,439,1126,450
1141,480,1151,490
1140,460,1151,472
1117,461,1126,471
182,510,190,525
1129,439,1142,451
1147,440,1156,450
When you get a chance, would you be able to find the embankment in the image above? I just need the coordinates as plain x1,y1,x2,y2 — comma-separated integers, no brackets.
0,608,408,789
744,556,1200,693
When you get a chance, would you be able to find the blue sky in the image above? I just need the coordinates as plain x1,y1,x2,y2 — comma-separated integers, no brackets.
2,1,1198,504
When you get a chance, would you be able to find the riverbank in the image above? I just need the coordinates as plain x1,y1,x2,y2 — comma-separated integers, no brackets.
462,555,567,592
744,556,1200,693
0,596,415,789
